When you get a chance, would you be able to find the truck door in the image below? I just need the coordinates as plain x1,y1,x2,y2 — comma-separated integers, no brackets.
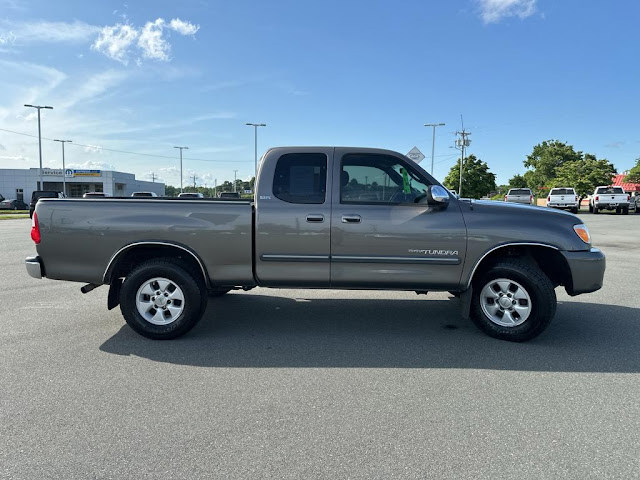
255,148,333,287
330,148,467,290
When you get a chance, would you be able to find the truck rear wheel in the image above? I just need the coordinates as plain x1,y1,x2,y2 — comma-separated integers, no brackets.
120,259,207,339
471,260,556,342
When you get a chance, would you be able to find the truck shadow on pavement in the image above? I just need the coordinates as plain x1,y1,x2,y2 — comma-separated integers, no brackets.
100,294,640,372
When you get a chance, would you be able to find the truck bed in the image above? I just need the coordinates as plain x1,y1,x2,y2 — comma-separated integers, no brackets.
35,198,255,286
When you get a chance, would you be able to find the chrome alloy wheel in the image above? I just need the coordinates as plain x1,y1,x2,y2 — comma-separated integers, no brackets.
480,278,532,327
135,277,185,325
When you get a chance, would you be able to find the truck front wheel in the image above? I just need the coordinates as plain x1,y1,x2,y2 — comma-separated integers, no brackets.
120,259,207,339
471,260,556,342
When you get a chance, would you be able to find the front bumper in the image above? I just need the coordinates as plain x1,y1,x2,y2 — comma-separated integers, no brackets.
561,248,605,296
25,256,44,279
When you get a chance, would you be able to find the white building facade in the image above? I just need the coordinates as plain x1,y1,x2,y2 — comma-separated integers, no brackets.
0,168,165,201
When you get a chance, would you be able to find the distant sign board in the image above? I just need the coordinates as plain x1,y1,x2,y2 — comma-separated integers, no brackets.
406,147,425,163
72,170,101,177
42,168,63,176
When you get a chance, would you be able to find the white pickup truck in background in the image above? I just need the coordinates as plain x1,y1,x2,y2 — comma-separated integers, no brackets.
589,186,630,214
546,187,579,214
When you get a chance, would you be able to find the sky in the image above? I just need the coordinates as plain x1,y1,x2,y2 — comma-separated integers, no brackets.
0,0,638,187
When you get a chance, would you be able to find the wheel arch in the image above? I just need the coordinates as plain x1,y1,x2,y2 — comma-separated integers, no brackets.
103,242,210,288
466,243,572,291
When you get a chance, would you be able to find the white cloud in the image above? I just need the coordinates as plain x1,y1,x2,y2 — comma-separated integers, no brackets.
82,145,103,154
168,18,199,36
137,18,170,61
91,23,138,64
0,20,100,44
477,0,537,24
67,160,115,170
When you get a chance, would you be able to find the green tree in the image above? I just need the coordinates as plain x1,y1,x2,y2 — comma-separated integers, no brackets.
552,154,617,197
523,140,582,195
507,174,527,188
165,185,179,197
443,155,497,199
624,157,640,184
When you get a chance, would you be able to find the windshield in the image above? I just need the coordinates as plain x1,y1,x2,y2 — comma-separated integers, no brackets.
509,189,531,195
596,187,624,194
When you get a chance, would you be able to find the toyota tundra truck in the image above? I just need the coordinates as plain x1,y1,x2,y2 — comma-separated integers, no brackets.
26,147,606,342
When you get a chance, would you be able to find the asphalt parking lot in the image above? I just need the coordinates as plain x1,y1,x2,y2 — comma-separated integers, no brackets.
1,212,639,479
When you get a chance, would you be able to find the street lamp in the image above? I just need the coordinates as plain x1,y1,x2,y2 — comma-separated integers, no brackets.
53,139,72,196
173,146,189,193
424,122,445,175
24,104,53,189
233,170,238,193
245,123,266,186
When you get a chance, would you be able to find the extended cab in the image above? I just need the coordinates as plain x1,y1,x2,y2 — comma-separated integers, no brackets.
26,147,606,342
589,186,630,214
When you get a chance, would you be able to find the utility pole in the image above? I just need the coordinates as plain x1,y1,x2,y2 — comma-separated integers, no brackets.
24,104,53,189
455,116,471,197
53,139,71,196
424,123,445,175
245,123,266,182
233,170,238,192
191,174,197,189
150,172,157,183
173,146,189,193
214,178,217,197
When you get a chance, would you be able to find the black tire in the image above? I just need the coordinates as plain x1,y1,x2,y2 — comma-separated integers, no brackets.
209,287,232,297
119,258,207,339
615,207,621,214
593,206,599,214
470,260,556,342
571,207,578,214
623,207,629,215
588,204,593,213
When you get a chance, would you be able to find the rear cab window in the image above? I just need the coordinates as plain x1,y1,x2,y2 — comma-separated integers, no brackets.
596,187,624,194
272,153,327,204
550,188,575,195
508,189,532,195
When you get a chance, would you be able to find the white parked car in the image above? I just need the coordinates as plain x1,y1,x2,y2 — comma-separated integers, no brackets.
546,187,579,214
178,192,204,198
505,188,534,205
131,192,158,197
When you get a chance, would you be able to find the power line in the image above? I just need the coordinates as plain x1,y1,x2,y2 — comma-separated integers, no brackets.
0,127,245,164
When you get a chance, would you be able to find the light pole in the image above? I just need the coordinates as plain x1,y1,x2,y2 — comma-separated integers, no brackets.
173,146,189,192
53,139,71,196
24,104,53,189
233,170,238,192
245,123,266,185
424,122,445,175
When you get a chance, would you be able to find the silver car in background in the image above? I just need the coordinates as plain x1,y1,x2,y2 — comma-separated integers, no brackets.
505,188,534,205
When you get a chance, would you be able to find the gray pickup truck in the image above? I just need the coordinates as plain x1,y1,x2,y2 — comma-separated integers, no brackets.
26,146,605,342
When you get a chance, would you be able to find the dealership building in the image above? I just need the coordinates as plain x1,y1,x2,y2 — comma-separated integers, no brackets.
0,168,165,201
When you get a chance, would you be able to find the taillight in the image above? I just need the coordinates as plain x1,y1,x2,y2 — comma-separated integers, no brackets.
547,196,550,202
595,196,599,201
31,212,41,244
530,195,533,203
575,196,578,201
628,195,631,201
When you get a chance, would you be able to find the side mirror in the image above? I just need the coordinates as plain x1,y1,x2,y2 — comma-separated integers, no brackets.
426,185,450,207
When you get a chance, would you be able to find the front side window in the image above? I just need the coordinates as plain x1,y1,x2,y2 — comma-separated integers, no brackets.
273,153,327,204
340,154,432,204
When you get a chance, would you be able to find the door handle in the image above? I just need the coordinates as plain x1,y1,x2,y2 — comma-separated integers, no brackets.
306,214,324,223
341,215,361,223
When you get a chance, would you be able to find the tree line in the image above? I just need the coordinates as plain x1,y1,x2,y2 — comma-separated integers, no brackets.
443,139,639,199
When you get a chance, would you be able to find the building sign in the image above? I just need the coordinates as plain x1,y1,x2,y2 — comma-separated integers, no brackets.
42,168,64,176
72,169,101,177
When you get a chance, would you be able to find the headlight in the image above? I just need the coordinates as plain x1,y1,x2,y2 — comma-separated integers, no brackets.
573,224,591,244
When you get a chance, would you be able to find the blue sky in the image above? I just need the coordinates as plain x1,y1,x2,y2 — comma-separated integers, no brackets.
0,0,638,186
